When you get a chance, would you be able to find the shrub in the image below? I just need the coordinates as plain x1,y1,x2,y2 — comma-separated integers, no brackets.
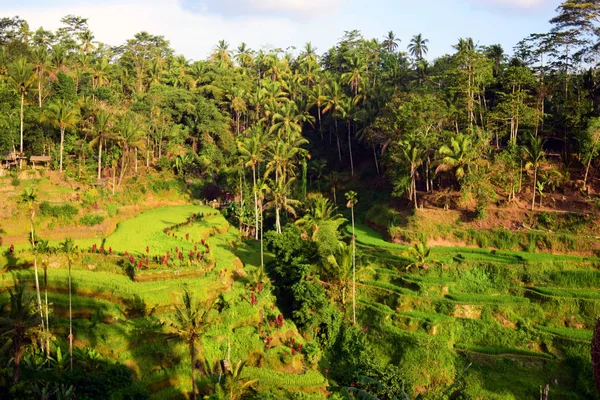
366,204,403,228
39,201,78,220
80,214,105,226
11,177,20,186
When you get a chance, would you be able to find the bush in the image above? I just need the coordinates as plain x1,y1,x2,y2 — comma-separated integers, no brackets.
366,204,403,228
39,201,78,220
80,214,105,226
11,177,20,186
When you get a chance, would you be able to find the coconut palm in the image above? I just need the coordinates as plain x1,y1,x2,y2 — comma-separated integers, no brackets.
20,188,45,351
222,360,258,400
485,44,505,76
170,290,213,400
7,58,35,164
116,116,146,184
265,177,301,234
31,46,50,108
383,31,399,52
41,100,80,172
59,238,76,371
88,108,114,180
408,33,429,60
523,134,546,211
345,191,358,325
322,79,344,160
238,126,265,240
296,193,345,240
339,96,357,176
397,139,425,209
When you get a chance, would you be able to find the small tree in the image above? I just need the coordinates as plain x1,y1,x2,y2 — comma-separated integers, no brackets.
345,191,358,325
0,283,38,383
41,100,80,173
523,134,546,211
169,290,213,400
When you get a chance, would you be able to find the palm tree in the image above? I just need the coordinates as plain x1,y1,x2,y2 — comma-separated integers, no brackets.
296,193,345,240
20,188,45,351
383,31,399,52
235,42,254,68
396,139,425,209
345,191,358,325
41,100,80,172
88,108,114,180
212,40,232,68
7,58,35,165
60,238,76,371
436,134,475,182
341,56,365,96
266,178,301,234
339,96,357,176
222,360,258,400
31,46,50,108
322,80,344,160
408,33,429,60
485,44,505,76
0,283,38,383
170,290,213,400
256,179,269,267
36,238,53,356
117,116,145,184
523,134,546,211
309,83,327,139
238,126,265,240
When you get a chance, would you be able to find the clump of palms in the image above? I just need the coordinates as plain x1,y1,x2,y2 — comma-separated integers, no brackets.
218,360,258,400
296,193,345,240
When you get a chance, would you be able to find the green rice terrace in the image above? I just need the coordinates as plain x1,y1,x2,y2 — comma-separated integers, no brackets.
2,192,599,399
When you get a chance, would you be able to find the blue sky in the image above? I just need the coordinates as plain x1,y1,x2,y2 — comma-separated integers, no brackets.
1,0,561,60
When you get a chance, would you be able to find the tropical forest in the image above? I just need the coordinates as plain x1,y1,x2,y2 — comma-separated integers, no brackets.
2,1,600,399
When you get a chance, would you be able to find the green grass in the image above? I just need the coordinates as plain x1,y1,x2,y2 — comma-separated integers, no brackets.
359,280,415,296
454,343,553,359
103,205,219,256
534,325,593,342
527,287,600,300
242,367,326,389
446,293,530,305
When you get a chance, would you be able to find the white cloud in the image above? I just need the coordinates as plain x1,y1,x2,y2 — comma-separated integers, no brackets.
183,0,342,18
468,0,547,8
4,0,304,60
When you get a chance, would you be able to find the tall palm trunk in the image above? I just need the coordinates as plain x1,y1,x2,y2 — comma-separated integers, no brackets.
29,212,45,352
19,93,24,169
335,119,342,162
97,139,103,180
260,207,264,268
531,167,537,211
68,258,73,372
373,145,379,175
317,105,323,140
347,120,354,176
190,341,197,400
59,127,65,172
351,204,356,326
252,165,258,240
44,263,50,357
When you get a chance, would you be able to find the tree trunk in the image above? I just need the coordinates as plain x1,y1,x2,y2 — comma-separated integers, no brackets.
190,341,197,400
135,148,138,175
531,167,537,211
97,139,103,180
44,263,50,357
13,336,22,383
20,93,24,169
275,205,281,234
30,211,45,353
68,260,73,372
351,205,356,326
317,105,323,140
59,127,65,172
253,165,259,240
373,145,380,175
260,207,264,268
347,120,354,176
